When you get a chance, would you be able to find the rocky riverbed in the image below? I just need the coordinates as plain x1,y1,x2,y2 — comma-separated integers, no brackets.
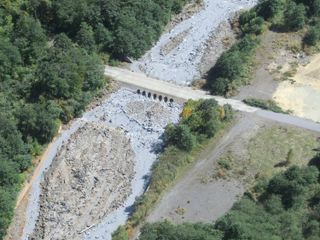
22,89,182,240
31,123,135,240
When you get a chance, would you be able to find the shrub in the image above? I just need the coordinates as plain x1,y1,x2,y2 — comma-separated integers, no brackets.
164,124,195,152
243,98,287,113
207,36,259,96
304,26,320,45
257,0,286,20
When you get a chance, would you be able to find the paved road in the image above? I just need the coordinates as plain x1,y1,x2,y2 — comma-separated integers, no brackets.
105,66,320,133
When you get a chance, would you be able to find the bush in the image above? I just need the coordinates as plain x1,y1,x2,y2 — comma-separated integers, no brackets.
239,11,265,35
257,0,286,20
207,35,259,96
164,124,195,152
304,26,320,45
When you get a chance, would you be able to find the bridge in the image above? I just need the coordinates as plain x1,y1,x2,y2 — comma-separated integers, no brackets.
104,66,320,133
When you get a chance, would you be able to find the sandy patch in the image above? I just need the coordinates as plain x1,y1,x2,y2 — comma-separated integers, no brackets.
273,54,320,122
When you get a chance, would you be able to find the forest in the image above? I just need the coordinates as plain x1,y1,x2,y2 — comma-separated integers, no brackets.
207,0,320,96
0,0,186,238
139,152,320,240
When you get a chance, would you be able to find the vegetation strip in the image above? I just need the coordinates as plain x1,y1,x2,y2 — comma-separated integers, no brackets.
243,98,288,113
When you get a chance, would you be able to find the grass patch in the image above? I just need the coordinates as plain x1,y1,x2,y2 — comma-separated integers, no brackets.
214,126,319,188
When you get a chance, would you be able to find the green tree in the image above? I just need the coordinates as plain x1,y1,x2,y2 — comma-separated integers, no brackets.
284,2,307,31
304,26,320,45
0,188,15,239
16,103,60,144
76,22,96,52
13,15,47,64
164,124,195,152
0,160,19,187
112,226,128,240
0,38,21,79
257,0,286,20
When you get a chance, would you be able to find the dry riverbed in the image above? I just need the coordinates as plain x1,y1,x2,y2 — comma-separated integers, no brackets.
16,89,181,240
31,123,135,240
131,0,258,85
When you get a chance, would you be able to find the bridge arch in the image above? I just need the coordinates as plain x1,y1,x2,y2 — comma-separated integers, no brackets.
135,88,174,104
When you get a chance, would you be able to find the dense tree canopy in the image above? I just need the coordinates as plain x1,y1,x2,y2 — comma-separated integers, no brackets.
0,0,187,238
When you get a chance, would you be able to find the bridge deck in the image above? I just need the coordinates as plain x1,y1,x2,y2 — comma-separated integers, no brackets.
104,66,258,113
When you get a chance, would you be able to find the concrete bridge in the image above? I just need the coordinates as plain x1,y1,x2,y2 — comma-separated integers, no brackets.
104,66,320,133
104,66,258,113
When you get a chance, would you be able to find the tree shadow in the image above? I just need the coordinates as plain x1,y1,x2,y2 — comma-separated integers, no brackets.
150,141,164,154
309,154,320,169
274,161,289,168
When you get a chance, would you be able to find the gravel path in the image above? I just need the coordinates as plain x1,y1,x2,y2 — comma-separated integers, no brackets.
131,0,258,85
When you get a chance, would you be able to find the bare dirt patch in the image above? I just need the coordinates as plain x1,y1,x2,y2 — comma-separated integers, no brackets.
273,54,320,122
235,30,311,101
235,31,285,100
30,123,135,240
